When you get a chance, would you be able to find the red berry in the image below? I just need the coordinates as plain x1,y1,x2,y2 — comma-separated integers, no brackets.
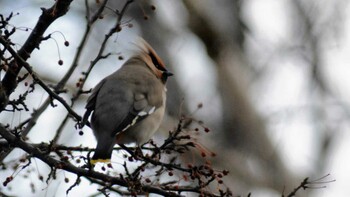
6,176,13,182
168,171,174,176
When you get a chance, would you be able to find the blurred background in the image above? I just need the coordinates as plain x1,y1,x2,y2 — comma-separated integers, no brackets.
1,0,350,196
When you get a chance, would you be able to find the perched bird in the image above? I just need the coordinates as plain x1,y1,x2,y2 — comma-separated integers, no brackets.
82,39,173,164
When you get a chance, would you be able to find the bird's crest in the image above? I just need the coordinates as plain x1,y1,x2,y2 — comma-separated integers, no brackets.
132,38,167,79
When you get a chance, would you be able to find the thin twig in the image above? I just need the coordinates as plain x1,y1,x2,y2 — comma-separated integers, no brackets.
0,0,73,110
0,124,182,197
0,38,81,121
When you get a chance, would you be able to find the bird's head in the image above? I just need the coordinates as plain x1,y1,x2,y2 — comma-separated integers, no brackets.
136,38,173,83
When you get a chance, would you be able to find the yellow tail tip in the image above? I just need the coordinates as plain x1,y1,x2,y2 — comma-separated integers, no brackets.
90,159,111,165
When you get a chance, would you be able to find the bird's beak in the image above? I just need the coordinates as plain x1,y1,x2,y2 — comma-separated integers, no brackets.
161,70,173,83
163,70,174,77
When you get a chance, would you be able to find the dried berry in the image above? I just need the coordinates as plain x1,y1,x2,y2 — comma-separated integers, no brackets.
223,170,229,175
116,25,122,32
3,176,13,186
6,176,13,182
183,175,189,181
168,171,174,176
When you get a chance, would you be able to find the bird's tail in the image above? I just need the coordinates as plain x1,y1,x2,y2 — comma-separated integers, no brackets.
90,138,115,165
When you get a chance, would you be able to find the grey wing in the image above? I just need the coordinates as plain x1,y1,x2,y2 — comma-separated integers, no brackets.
90,77,133,135
81,79,107,127
113,75,166,135
112,92,158,136
87,79,107,110
87,72,164,137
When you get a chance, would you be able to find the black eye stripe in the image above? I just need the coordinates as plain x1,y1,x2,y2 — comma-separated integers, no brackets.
155,63,165,71
150,52,166,71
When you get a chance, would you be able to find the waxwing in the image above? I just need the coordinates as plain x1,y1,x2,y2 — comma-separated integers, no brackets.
82,39,173,164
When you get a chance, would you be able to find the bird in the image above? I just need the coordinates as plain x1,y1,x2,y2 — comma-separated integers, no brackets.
81,38,173,164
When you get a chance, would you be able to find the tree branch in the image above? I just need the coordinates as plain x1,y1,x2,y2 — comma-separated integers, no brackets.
0,124,186,197
0,0,73,111
0,38,82,121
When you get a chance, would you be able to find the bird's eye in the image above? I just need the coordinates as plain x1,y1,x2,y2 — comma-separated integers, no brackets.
155,63,165,71
149,52,166,71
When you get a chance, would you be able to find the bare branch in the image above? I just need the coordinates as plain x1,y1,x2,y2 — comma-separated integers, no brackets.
0,37,82,121
0,125,194,197
0,0,73,111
